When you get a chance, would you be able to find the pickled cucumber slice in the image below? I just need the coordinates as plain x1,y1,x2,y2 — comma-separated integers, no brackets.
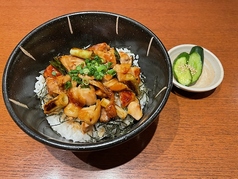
188,46,204,85
173,52,192,86
172,46,204,86
188,52,203,85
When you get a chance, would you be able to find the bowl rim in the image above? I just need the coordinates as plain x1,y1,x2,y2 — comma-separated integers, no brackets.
2,11,173,151
168,44,224,92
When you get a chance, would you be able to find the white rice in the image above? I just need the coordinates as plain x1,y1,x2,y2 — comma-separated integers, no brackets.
34,74,47,98
34,48,148,142
46,115,91,142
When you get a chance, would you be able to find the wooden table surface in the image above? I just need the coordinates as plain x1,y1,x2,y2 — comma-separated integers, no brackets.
1,0,237,178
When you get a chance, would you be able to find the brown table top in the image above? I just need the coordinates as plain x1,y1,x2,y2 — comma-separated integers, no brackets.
1,0,238,178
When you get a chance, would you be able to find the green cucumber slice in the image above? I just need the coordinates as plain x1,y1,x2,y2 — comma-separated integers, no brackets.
189,46,204,63
173,52,192,86
188,52,203,84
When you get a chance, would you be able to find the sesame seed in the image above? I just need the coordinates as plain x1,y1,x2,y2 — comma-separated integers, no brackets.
178,64,197,75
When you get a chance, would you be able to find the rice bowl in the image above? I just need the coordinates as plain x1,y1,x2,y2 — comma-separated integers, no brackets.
2,11,173,151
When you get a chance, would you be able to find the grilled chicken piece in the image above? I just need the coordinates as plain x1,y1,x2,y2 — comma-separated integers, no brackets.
101,98,127,119
103,78,129,92
99,108,110,123
68,85,97,107
119,90,135,107
119,51,132,65
44,93,69,114
87,42,117,66
78,100,101,125
87,42,110,51
78,85,97,106
89,80,117,119
59,55,85,71
127,99,143,120
113,64,131,74
45,75,71,96
63,102,81,118
81,122,93,133
113,64,141,94
43,65,61,78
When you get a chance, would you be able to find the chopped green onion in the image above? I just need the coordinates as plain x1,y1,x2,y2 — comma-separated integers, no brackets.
82,78,89,86
85,59,90,65
106,62,113,68
97,65,107,72
64,81,72,90
69,69,78,74
51,71,57,76
107,69,116,76
72,76,82,84
76,65,82,71
67,54,116,87
83,68,90,75
93,55,102,63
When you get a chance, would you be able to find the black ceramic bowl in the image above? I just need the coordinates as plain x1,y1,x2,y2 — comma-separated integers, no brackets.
2,11,172,151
